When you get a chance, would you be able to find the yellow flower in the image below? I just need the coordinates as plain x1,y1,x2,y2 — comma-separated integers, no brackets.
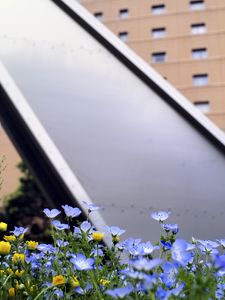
92,232,105,242
52,275,65,286
14,280,19,290
0,222,7,231
6,268,13,275
99,279,110,286
8,287,15,299
29,285,37,293
26,241,38,250
0,241,11,255
15,270,25,277
12,253,25,264
70,276,80,288
4,235,16,242
0,269,4,275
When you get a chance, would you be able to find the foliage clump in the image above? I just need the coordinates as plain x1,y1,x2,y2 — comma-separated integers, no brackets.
0,205,224,299
3,162,50,242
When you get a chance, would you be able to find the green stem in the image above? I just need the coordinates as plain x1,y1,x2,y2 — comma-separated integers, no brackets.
148,291,156,300
89,271,102,300
0,273,13,290
34,286,52,300
95,244,99,281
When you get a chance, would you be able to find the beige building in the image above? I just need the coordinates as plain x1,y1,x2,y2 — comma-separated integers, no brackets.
0,126,20,202
81,0,225,130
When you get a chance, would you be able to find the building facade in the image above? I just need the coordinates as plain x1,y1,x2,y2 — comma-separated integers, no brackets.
81,0,225,130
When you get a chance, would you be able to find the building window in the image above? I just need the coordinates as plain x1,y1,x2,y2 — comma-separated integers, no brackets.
118,31,128,42
94,12,103,21
191,23,206,34
119,9,129,19
152,27,166,38
152,52,167,63
190,0,205,10
151,4,166,15
192,48,208,59
194,101,210,113
192,74,208,86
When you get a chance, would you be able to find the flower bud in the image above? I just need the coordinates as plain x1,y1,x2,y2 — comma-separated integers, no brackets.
0,241,11,255
112,235,120,244
92,232,104,242
26,241,38,250
12,253,25,264
0,222,7,231
4,235,16,242
52,275,65,286
8,287,15,299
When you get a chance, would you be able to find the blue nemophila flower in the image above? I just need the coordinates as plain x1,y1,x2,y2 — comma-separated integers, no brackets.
43,208,61,218
37,244,55,254
75,284,92,295
120,238,141,252
198,240,219,255
162,223,179,234
216,288,225,299
217,269,225,277
53,289,64,298
70,253,94,270
161,262,179,288
121,269,146,280
214,254,225,270
198,240,219,248
91,246,104,257
151,211,171,222
141,241,160,255
156,283,184,300
74,221,93,236
51,220,69,230
80,221,92,232
82,200,101,213
171,239,193,267
161,241,172,251
130,258,162,271
217,239,225,248
106,226,126,237
126,244,144,256
62,205,82,218
124,238,142,247
216,283,225,299
11,226,28,237
169,282,185,297
56,240,69,247
142,274,158,291
105,284,133,299
186,242,195,251
156,287,170,300
74,287,85,295
126,241,159,256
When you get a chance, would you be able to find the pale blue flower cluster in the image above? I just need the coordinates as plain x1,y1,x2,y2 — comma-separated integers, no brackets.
6,206,225,299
